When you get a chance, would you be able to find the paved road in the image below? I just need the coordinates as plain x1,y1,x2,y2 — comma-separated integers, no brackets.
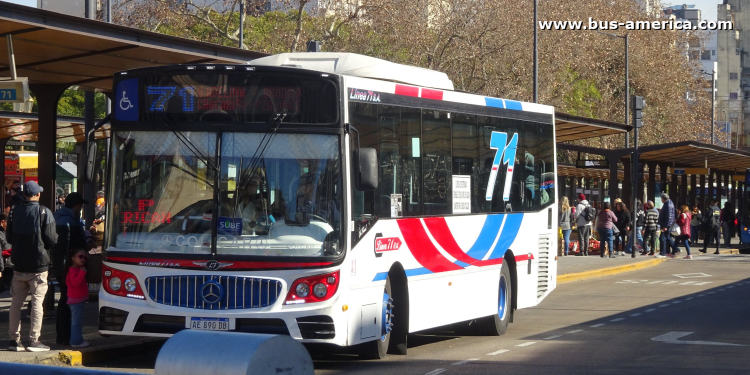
87,254,750,374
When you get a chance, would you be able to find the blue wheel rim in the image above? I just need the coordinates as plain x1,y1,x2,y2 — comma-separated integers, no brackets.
498,274,508,320
381,291,393,341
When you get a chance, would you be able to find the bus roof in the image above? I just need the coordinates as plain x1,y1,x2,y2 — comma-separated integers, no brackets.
248,52,455,91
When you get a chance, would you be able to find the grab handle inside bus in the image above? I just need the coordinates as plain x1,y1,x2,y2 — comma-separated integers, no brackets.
356,148,378,191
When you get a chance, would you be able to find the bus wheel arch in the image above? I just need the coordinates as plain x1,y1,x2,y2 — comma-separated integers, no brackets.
504,250,518,323
386,262,409,355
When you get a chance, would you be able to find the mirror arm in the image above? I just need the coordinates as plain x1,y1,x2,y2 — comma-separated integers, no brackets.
345,123,361,174
86,114,111,141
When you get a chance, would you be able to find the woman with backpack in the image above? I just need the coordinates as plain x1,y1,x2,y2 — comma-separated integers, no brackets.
674,205,692,259
596,202,618,258
560,197,572,256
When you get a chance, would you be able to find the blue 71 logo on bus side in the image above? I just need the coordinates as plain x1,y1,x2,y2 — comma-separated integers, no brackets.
486,132,518,201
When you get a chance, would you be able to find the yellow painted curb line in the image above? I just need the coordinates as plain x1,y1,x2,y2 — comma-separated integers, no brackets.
58,350,82,366
557,258,667,284
718,248,740,254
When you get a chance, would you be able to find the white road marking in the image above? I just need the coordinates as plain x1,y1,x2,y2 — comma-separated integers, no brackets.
727,286,734,288
645,309,657,312
684,297,693,300
610,318,625,322
544,335,563,340
648,280,665,284
673,273,712,278
707,292,716,294
516,342,537,347
487,349,509,356
693,282,712,285
567,329,584,334
672,301,682,304
651,331,748,346
698,294,705,297
718,289,726,292
661,281,679,285
451,359,478,366
630,313,642,317
659,304,670,307
425,369,447,375
590,324,606,328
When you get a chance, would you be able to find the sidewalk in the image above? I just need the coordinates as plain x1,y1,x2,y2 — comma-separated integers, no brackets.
557,234,744,283
0,289,163,366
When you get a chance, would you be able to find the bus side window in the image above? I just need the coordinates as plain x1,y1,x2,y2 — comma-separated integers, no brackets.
422,109,451,216
451,113,479,213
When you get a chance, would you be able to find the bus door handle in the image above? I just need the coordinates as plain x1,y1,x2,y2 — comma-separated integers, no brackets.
547,208,552,229
528,253,532,274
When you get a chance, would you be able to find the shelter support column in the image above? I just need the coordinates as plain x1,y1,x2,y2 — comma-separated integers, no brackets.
689,174,697,208
30,84,67,210
679,173,688,207
699,174,707,208
0,138,8,210
647,162,656,203
669,167,678,202
708,172,715,203
623,159,632,208
659,163,668,197
608,156,619,201
637,162,645,204
598,179,605,205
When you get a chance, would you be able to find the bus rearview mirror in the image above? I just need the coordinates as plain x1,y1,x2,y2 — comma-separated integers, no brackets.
84,142,97,183
356,148,378,191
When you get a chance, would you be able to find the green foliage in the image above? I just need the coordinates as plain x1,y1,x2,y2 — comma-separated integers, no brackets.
561,68,602,118
57,90,108,118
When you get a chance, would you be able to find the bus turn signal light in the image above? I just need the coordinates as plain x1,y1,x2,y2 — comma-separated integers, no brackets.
284,271,340,305
102,264,145,300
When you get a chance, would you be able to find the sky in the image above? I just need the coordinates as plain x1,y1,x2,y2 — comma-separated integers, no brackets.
0,0,728,21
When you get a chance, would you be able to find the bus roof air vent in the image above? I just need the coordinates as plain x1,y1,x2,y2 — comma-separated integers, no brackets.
249,52,454,91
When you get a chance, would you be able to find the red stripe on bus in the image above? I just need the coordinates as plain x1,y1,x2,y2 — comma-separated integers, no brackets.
514,254,535,262
395,84,419,97
397,219,463,273
420,88,443,100
106,257,333,269
422,218,482,265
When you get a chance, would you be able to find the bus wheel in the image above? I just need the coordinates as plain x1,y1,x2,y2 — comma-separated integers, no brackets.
359,276,393,359
475,262,511,336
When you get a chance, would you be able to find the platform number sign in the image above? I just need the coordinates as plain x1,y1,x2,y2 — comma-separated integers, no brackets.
486,132,518,202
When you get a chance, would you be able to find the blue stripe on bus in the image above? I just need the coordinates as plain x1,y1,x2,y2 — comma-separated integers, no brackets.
372,267,433,282
465,215,505,259
485,97,505,109
488,214,524,259
504,100,523,110
454,260,471,268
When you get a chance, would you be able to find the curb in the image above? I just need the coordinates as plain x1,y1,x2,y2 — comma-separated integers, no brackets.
59,350,82,366
557,258,667,284
78,338,165,365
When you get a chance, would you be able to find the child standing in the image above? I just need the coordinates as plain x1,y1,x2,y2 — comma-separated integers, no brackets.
66,249,89,348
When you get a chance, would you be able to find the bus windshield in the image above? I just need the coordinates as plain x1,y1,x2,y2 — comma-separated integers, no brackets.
107,131,343,258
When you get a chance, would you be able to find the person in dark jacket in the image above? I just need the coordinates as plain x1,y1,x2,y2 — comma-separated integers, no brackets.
9,180,25,209
0,214,11,293
657,193,676,258
721,202,736,248
702,198,721,254
615,202,632,255
6,181,57,352
51,192,95,346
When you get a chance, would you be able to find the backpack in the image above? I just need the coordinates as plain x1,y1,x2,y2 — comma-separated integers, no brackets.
706,207,721,230
582,205,596,222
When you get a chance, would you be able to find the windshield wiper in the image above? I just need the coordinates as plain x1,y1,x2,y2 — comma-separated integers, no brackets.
237,113,286,191
156,113,219,173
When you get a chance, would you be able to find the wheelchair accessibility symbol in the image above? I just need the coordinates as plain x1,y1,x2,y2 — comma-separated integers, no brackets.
119,91,133,111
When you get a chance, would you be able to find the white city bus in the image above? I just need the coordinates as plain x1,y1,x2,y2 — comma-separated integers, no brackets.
100,52,557,359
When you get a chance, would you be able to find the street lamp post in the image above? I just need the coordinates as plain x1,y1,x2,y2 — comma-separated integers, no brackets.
597,31,629,148
699,68,716,145
533,0,538,103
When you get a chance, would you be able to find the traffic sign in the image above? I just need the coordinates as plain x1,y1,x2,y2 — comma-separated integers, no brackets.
673,168,709,175
0,78,29,103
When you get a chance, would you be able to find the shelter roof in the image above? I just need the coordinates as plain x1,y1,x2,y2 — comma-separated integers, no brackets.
0,2,265,93
0,111,108,142
555,112,631,142
558,164,624,180
622,141,750,173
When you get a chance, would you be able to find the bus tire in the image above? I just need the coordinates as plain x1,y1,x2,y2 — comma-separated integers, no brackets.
358,276,393,360
475,262,512,336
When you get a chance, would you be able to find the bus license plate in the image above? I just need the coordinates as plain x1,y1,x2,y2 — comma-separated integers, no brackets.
189,317,229,331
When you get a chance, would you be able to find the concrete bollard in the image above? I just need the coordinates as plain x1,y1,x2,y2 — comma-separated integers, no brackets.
154,330,314,375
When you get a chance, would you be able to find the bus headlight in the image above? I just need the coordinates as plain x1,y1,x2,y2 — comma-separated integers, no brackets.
313,283,328,298
124,278,137,292
109,277,122,291
296,283,310,298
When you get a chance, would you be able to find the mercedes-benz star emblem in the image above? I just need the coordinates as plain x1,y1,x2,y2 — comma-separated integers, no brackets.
201,280,224,305
192,260,234,270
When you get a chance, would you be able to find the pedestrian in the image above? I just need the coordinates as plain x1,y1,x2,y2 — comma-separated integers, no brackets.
51,192,95,345
66,248,90,348
674,205,692,259
701,198,721,254
690,206,702,244
55,195,65,211
596,202,618,258
6,181,58,352
574,194,593,256
633,200,645,253
559,196,572,256
656,193,676,259
721,202,736,248
0,214,11,293
9,180,24,209
615,202,632,255
642,201,659,255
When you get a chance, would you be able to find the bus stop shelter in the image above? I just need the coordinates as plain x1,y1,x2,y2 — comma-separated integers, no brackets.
0,2,265,211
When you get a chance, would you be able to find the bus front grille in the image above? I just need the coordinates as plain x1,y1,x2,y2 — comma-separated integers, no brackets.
145,276,283,310
537,235,551,299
